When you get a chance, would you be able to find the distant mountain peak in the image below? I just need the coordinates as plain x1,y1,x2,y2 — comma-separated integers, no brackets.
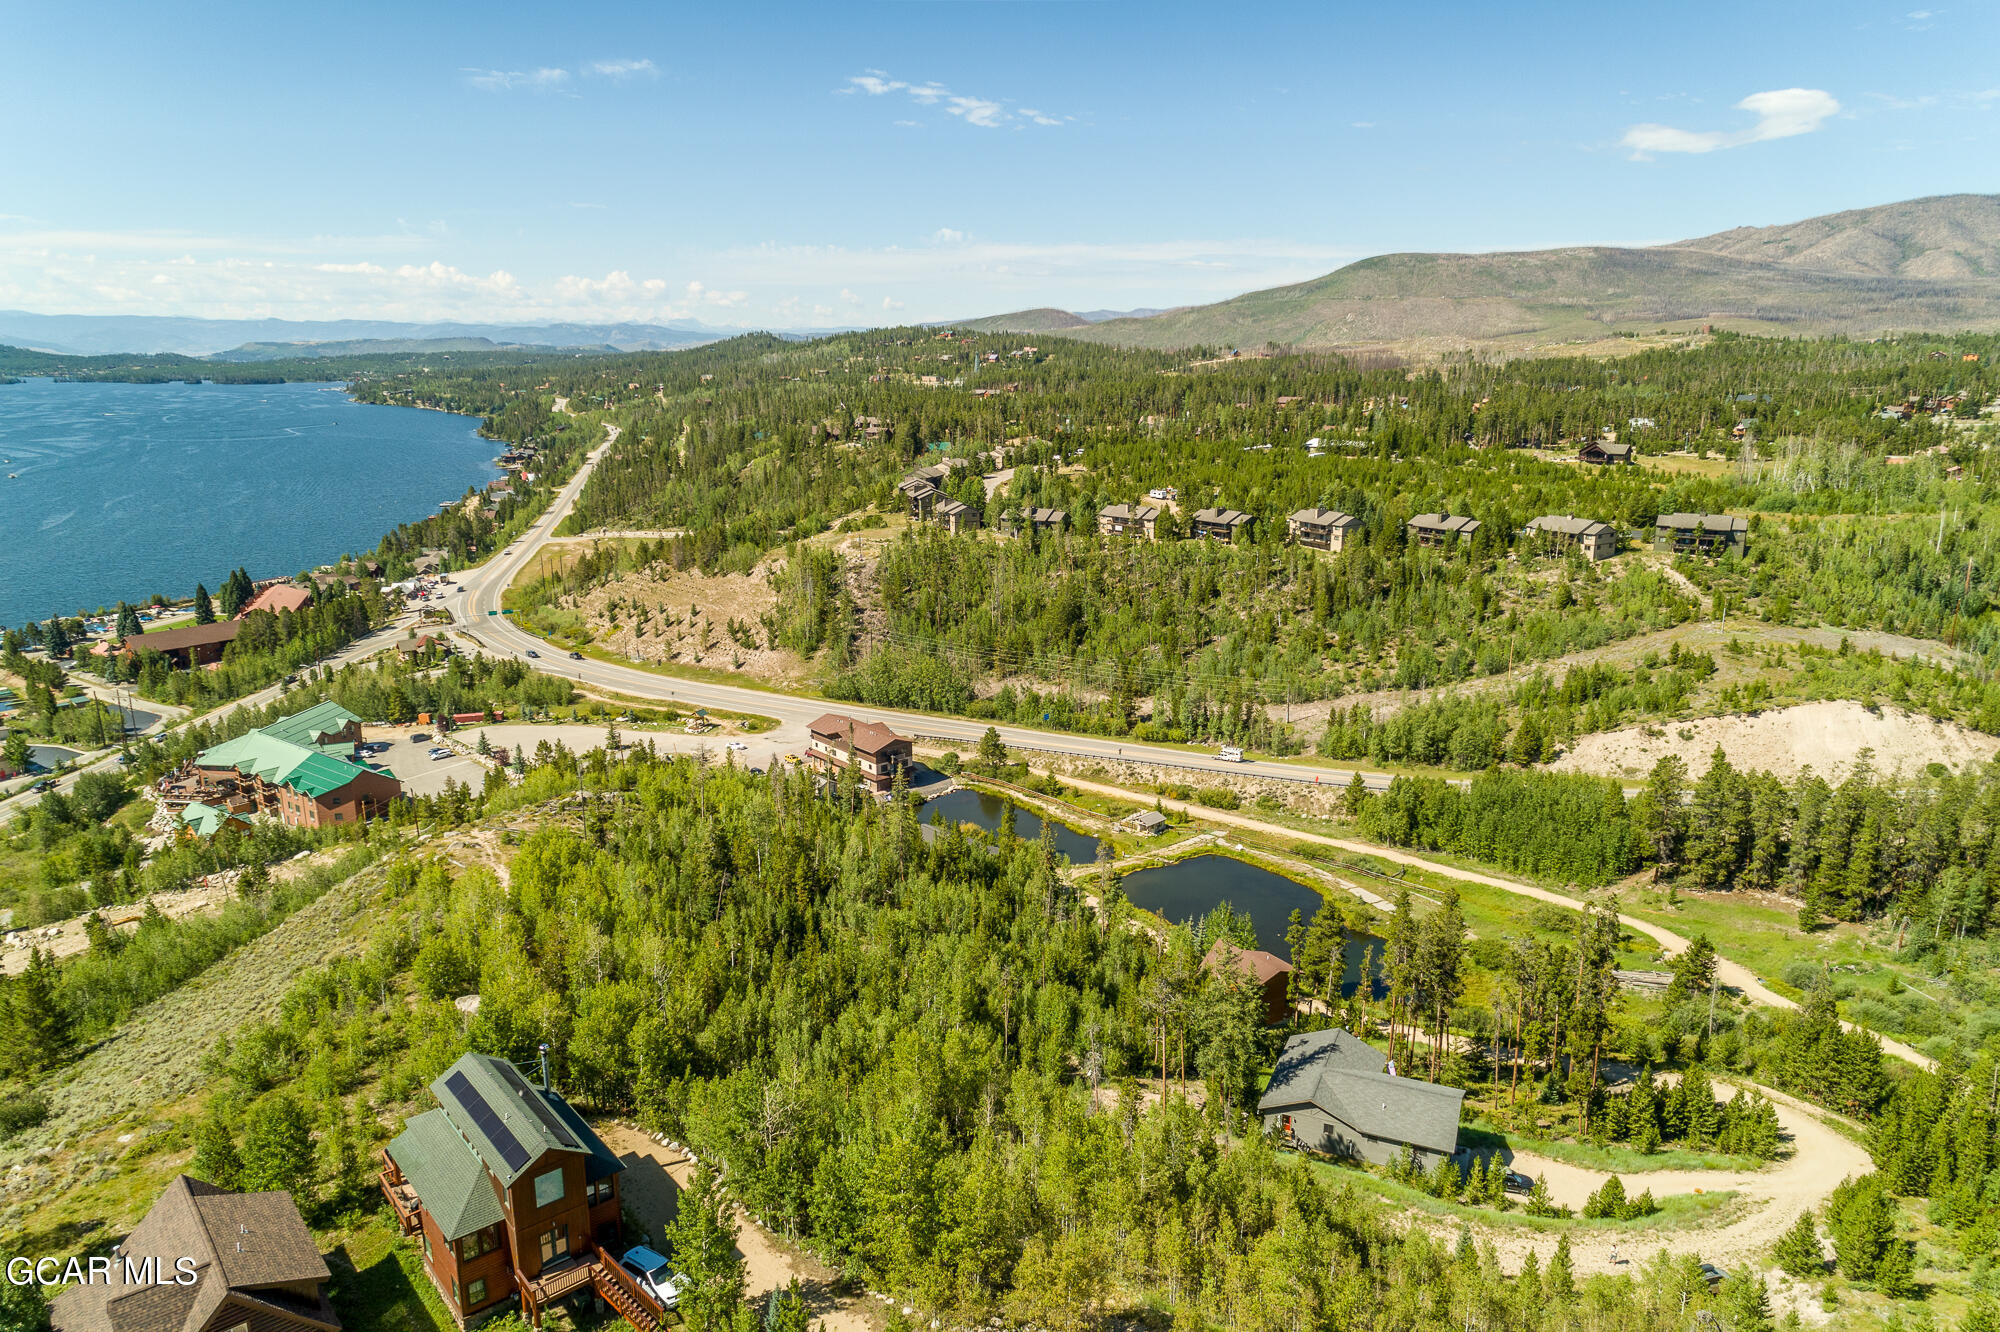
962,194,2000,353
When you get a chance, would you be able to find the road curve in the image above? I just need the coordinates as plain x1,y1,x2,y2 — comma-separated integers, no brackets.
448,423,1408,792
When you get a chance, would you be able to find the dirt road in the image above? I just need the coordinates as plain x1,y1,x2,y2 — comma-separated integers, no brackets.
594,1123,877,1332
1476,1082,1865,1279
1054,773,1936,1072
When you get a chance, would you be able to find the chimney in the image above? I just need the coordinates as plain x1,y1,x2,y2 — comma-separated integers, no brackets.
538,1043,550,1091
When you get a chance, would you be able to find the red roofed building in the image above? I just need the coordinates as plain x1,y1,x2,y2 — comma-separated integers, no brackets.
238,583,315,618
804,713,914,794
1203,938,1295,1024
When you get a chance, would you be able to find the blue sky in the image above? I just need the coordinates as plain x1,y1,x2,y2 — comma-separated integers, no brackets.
2,0,1994,329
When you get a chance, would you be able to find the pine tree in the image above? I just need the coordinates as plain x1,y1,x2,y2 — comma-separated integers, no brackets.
191,1106,243,1191
1684,747,1748,889
1343,768,1368,817
8,948,72,1072
1874,1236,1916,1299
1666,934,1717,1006
193,584,215,625
1546,1232,1576,1301
115,601,142,640
1773,1210,1823,1278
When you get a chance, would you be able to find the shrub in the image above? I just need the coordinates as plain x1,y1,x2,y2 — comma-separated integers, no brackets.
0,1090,49,1141
1194,787,1241,810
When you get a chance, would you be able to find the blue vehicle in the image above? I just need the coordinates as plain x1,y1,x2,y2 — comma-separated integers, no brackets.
616,1246,686,1309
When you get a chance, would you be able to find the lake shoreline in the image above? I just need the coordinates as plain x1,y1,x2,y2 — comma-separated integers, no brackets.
0,379,501,627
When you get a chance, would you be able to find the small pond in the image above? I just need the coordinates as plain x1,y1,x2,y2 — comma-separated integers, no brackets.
1121,854,1386,997
921,787,1102,864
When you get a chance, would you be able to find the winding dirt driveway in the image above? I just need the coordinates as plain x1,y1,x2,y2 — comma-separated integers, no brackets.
596,1122,876,1332
1476,1082,1866,1278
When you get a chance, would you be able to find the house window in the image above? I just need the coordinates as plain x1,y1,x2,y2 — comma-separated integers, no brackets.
587,1177,615,1206
458,1226,499,1261
452,1278,460,1307
533,1167,565,1209
422,1231,432,1263
538,1223,569,1267
467,1277,488,1309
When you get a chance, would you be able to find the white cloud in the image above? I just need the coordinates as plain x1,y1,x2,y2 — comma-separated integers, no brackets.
1620,88,1840,157
1351,121,1376,129
845,73,905,96
0,219,1365,331
463,66,571,92
588,58,657,80
840,70,1062,130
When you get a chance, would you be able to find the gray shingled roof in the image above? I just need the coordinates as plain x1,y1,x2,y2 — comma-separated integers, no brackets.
1257,1028,1465,1156
1656,512,1747,532
1289,508,1356,525
1528,515,1612,537
1409,513,1480,535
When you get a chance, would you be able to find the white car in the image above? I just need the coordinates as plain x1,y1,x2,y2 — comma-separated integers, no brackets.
617,1246,686,1310
725,741,748,753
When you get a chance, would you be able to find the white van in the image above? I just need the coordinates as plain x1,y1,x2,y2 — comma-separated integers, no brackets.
1218,746,1245,763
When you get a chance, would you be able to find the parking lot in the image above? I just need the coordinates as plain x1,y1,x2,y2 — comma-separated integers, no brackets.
360,726,494,798
451,722,795,773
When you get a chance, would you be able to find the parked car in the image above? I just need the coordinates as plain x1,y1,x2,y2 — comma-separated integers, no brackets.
1503,1170,1534,1195
428,748,450,760
525,649,539,658
411,733,430,743
1698,1263,1725,1290
617,1246,686,1310
725,741,748,753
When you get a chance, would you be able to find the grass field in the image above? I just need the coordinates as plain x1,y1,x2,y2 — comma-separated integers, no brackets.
1458,1120,1767,1175
1308,1158,1740,1234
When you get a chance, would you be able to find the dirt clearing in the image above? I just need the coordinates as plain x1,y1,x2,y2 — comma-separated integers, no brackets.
1549,699,2000,781
593,1123,876,1332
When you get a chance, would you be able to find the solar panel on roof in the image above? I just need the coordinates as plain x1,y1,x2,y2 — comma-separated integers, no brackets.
496,1061,581,1149
446,1071,531,1173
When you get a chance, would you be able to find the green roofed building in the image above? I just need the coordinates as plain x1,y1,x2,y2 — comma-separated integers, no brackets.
381,1053,628,1326
179,800,250,839
192,702,399,829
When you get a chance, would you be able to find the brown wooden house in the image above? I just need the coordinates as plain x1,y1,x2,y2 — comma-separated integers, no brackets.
804,713,914,794
381,1053,642,1328
1203,939,1295,1025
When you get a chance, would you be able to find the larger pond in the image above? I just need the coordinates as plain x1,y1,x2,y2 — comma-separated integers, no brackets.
921,787,1101,864
1121,854,1386,997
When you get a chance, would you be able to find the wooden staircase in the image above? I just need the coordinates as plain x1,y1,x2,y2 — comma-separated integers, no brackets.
589,1244,670,1332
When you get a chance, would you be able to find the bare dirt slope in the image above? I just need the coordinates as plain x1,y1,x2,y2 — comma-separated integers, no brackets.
1549,700,2000,782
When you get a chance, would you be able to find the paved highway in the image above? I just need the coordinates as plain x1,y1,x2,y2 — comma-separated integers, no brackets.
450,423,1403,793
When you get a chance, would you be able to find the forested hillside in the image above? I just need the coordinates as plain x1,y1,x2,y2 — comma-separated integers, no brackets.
367,324,2000,754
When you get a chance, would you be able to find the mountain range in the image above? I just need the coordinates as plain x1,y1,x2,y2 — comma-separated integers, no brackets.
963,194,2000,353
0,312,738,359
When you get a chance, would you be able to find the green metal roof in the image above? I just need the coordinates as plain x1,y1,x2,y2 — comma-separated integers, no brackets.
195,726,372,799
386,1110,507,1242
180,802,229,837
260,700,361,749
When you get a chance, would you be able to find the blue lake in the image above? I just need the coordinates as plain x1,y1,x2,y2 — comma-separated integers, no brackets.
921,787,1102,863
0,378,499,628
1121,853,1386,997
